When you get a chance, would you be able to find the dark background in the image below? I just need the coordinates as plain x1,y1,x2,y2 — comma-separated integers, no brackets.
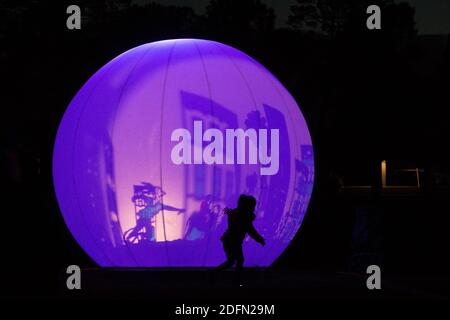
1,0,449,299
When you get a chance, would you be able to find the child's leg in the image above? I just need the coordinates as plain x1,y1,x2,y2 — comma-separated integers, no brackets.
148,225,154,241
235,245,244,284
216,241,236,270
141,220,154,241
216,259,235,270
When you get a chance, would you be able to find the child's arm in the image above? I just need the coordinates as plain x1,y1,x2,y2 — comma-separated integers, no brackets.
161,203,185,214
248,223,265,246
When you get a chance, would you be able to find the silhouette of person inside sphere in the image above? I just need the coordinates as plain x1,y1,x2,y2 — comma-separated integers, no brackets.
215,194,265,286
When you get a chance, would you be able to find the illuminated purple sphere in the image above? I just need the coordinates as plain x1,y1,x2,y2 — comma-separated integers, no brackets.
53,39,314,267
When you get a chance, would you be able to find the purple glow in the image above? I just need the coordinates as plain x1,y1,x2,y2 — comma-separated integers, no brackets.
53,39,314,267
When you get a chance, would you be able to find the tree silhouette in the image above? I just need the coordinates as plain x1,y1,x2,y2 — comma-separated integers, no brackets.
382,2,417,48
205,0,275,39
287,0,395,37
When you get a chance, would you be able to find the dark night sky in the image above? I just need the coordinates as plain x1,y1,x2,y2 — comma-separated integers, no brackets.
135,0,450,34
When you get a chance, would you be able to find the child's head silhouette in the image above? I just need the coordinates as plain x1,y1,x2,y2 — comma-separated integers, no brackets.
237,194,257,213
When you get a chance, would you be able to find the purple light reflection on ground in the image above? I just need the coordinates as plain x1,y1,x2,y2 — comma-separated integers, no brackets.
53,39,314,267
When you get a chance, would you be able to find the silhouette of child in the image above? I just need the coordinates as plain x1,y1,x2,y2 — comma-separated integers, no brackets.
216,194,265,285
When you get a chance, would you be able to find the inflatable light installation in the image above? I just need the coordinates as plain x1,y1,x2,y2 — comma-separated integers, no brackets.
53,39,314,267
